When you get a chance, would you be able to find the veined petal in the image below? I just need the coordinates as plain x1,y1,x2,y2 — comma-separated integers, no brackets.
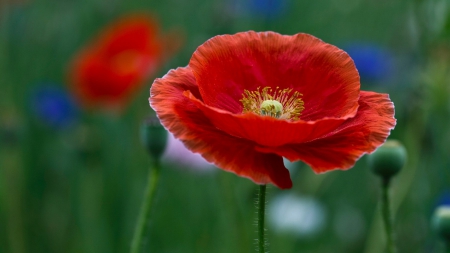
189,31,360,120
255,91,396,173
150,67,292,188
150,67,202,138
184,90,347,147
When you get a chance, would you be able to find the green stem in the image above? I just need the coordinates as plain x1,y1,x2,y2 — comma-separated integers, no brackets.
257,185,267,253
130,159,161,253
381,178,396,253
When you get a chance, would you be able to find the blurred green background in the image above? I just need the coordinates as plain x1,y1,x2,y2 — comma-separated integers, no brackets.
1,0,450,252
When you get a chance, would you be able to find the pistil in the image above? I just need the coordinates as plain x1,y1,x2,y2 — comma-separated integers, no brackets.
240,86,305,120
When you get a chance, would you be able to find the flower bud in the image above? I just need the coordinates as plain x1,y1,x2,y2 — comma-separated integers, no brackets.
140,116,168,159
432,206,450,242
367,140,406,179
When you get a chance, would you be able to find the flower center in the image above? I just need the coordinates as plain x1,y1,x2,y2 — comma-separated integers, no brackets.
260,100,283,118
240,86,305,120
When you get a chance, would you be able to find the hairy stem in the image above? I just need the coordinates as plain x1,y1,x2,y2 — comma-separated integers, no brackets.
257,184,267,253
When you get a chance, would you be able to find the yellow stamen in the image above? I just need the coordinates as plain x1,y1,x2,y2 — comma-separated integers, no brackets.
240,86,305,120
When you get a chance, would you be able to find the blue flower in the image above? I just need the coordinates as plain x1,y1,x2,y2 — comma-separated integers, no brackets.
246,0,289,19
31,85,78,128
437,190,450,207
343,43,393,83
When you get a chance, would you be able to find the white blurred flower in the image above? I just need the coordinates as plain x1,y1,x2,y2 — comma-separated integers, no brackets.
162,133,215,171
268,193,326,237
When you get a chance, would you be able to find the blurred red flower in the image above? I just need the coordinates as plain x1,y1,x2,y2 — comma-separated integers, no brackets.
69,14,179,110
150,31,396,189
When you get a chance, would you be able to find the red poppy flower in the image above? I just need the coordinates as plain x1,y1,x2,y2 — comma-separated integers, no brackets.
150,31,396,189
69,14,177,110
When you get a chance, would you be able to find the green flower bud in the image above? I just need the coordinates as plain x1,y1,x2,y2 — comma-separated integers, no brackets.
432,206,450,242
367,140,407,180
140,116,168,159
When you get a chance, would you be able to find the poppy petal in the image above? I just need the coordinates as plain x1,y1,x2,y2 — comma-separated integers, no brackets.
184,90,347,147
150,67,292,189
255,91,396,173
189,31,360,120
71,50,143,106
96,15,162,59
69,14,165,110
150,67,202,138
